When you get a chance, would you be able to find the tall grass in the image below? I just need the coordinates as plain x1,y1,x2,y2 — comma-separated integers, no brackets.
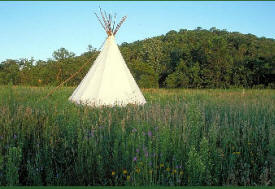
0,86,274,186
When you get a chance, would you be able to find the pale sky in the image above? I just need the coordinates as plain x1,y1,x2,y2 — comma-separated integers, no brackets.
0,1,275,62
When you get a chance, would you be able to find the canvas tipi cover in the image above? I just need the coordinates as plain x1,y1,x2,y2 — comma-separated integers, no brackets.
69,11,146,107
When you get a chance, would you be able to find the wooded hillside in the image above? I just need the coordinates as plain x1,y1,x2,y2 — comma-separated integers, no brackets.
1,27,274,88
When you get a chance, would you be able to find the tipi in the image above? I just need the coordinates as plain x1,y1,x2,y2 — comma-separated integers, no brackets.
69,9,146,107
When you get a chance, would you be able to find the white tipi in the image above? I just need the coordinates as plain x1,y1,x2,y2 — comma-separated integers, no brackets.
69,9,146,107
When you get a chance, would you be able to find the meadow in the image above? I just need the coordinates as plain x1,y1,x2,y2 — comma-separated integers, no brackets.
0,86,274,186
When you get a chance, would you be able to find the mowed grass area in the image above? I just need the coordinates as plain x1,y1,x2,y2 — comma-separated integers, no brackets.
0,86,274,186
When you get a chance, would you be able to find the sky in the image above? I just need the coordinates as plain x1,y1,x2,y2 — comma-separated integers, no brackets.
0,1,275,62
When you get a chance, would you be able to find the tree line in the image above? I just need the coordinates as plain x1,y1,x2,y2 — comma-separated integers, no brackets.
0,27,274,88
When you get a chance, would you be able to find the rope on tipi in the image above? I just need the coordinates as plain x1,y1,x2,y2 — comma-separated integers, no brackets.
43,39,106,100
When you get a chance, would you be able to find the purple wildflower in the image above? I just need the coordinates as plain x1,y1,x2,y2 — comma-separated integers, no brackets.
132,128,137,133
145,152,149,157
142,132,146,136
13,134,17,139
148,131,152,137
133,157,137,162
176,165,179,169
136,148,140,153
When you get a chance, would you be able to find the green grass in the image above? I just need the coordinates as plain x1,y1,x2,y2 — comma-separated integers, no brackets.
0,86,274,186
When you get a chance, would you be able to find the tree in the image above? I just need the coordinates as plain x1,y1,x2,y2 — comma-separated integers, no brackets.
52,48,75,61
0,59,20,85
0,27,274,88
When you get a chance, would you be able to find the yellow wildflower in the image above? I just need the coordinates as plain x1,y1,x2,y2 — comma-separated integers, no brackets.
160,163,164,168
111,171,115,176
166,167,170,172
173,169,177,174
135,168,141,173
180,171,184,175
149,170,153,174
127,175,131,180
123,169,127,175
233,152,240,155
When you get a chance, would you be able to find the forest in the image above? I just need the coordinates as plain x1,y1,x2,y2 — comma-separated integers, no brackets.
0,27,274,88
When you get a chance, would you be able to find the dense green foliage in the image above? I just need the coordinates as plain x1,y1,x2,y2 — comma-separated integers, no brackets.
0,86,274,186
0,27,274,88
